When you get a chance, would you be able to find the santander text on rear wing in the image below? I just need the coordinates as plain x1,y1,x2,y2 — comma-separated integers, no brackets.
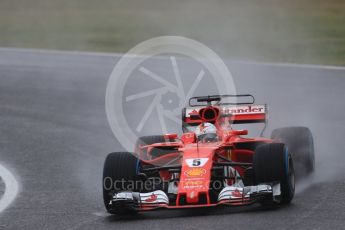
221,104,267,124
182,95,267,126
184,104,267,125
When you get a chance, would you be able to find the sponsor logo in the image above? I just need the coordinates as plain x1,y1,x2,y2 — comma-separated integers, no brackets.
185,158,209,167
106,36,236,157
231,189,243,198
185,181,203,186
189,191,195,199
188,109,199,116
145,193,158,202
186,105,265,117
221,105,265,115
185,168,206,177
184,180,204,189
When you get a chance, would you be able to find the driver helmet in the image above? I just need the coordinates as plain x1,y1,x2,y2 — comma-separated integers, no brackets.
195,122,218,142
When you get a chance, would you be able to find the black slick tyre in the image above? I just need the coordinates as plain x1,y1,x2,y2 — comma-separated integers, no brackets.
253,143,295,205
103,152,140,214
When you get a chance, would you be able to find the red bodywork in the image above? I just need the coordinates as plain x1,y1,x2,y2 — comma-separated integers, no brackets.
135,103,273,210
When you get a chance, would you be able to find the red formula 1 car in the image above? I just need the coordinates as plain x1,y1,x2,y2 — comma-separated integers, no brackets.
103,95,315,214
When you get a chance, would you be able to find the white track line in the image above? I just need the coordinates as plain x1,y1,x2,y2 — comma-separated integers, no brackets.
0,164,19,213
0,47,120,57
230,60,345,71
0,47,344,70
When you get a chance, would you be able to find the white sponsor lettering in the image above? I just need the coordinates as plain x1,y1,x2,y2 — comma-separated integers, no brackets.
186,105,266,117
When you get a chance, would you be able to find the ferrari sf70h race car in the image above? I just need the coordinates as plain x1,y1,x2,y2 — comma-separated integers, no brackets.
103,94,315,215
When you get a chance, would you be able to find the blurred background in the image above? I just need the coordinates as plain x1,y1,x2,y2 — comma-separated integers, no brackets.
0,0,344,65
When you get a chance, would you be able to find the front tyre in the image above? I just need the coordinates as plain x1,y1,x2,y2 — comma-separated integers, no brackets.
253,143,295,205
103,152,140,214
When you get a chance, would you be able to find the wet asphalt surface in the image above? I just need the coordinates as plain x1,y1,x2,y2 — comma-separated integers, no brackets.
0,48,345,229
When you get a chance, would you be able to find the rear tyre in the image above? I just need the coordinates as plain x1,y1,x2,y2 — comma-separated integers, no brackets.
253,143,295,205
103,152,140,214
271,127,314,178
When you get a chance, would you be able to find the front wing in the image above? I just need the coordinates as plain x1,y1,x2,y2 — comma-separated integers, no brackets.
108,184,280,212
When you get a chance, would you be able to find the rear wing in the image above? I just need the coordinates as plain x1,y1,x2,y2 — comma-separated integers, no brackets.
183,104,267,125
221,104,267,124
